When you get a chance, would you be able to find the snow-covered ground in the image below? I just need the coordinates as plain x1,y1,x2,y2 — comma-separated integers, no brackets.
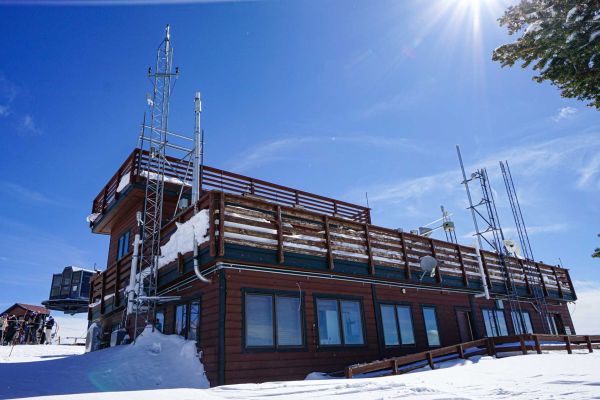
1,331,599,400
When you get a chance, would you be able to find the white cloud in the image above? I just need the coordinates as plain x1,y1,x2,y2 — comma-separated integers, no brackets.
568,281,600,334
552,106,577,122
0,104,10,117
230,134,418,172
20,114,42,135
0,181,58,205
5,0,250,4
360,132,600,209
577,154,600,191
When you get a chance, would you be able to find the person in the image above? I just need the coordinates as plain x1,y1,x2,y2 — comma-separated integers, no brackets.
44,316,55,345
0,313,5,345
4,315,17,344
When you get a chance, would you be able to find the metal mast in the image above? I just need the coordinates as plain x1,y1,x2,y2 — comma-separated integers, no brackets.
456,146,523,320
500,161,550,333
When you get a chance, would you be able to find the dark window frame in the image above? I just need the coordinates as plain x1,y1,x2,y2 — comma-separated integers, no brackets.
242,288,307,352
377,301,416,348
421,305,442,348
313,293,367,349
481,307,509,337
116,230,131,261
171,297,202,345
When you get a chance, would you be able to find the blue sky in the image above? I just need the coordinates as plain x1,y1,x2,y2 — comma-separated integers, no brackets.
0,0,598,322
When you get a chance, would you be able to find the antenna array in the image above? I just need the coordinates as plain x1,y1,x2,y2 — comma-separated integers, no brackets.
456,146,525,330
500,161,550,333
130,25,201,335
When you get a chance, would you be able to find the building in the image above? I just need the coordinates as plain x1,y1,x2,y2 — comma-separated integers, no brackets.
43,266,95,315
86,148,577,386
2,303,50,319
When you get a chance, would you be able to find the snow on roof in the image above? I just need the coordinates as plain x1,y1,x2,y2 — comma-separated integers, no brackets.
158,210,210,269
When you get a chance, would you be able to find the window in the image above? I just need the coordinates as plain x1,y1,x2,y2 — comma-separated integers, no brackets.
155,309,165,333
547,315,559,335
511,311,533,334
316,297,365,346
422,307,441,346
244,292,303,349
380,304,415,346
173,300,201,342
482,309,509,337
175,304,188,337
117,230,131,261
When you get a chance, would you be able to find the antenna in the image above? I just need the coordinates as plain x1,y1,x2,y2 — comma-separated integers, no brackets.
131,25,191,336
500,160,551,334
419,255,438,280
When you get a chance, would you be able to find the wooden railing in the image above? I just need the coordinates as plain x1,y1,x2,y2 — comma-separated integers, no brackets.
344,334,600,378
91,148,371,223
89,191,576,318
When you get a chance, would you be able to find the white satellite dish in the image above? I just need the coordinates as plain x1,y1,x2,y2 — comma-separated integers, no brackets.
503,239,522,258
419,256,438,279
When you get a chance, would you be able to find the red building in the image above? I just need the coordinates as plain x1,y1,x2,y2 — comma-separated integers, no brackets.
87,148,577,386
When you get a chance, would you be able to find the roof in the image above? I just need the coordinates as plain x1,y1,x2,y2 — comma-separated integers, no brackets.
1,303,50,315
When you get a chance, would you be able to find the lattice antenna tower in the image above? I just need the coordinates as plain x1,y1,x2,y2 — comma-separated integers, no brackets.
456,146,524,323
134,25,196,332
500,161,550,333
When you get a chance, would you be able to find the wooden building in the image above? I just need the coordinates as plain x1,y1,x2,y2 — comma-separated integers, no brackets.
87,148,577,386
2,304,49,319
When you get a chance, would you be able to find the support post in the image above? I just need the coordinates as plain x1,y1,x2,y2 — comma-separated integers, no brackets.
519,335,528,355
400,232,411,279
426,351,435,370
586,335,593,353
276,206,284,264
365,224,374,275
429,239,441,283
457,344,465,359
457,245,468,287
533,335,542,354
565,335,572,354
324,216,334,270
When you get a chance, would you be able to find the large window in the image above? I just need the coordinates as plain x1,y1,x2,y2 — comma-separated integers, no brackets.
482,309,509,337
316,297,365,346
174,300,201,342
511,311,533,334
422,307,441,347
380,304,415,346
244,292,303,349
117,230,130,261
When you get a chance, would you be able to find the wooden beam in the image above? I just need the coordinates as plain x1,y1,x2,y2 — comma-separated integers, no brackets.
100,272,106,315
565,335,572,354
456,245,468,287
399,232,411,280
520,259,532,295
533,335,542,354
426,351,435,370
324,216,334,270
208,192,216,257
586,335,594,353
552,267,564,299
218,192,225,256
480,252,493,292
429,239,441,283
365,224,374,275
114,260,121,307
535,263,549,297
276,206,285,264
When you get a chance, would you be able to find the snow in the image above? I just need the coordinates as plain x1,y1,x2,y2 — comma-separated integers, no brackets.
140,171,191,187
116,173,130,193
0,326,209,399
3,351,599,399
158,210,209,268
86,213,100,224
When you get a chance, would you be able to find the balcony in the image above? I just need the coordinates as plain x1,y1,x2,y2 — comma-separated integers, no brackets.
89,190,576,319
89,148,371,234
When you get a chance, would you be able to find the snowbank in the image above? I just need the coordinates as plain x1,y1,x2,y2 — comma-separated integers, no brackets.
158,210,209,268
0,327,209,399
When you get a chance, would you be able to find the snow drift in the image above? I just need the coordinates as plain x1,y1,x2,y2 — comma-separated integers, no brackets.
0,327,209,399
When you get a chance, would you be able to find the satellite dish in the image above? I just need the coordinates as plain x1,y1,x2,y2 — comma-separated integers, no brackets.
503,239,522,258
418,227,434,237
420,256,438,273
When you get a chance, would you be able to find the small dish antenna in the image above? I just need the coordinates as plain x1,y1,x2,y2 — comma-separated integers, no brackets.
503,239,522,258
419,255,438,280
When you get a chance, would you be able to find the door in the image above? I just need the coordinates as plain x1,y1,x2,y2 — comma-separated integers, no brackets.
553,314,566,335
456,310,474,342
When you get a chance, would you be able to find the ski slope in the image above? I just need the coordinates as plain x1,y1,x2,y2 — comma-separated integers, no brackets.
1,330,599,400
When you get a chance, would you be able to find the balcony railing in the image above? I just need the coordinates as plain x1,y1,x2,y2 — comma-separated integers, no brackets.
90,191,576,318
91,148,371,224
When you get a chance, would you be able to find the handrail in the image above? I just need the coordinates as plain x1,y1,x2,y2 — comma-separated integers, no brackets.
344,334,600,378
90,148,371,223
